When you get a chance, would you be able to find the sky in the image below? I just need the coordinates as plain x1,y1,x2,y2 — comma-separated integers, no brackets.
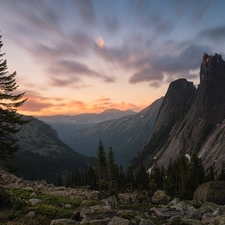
1,0,225,116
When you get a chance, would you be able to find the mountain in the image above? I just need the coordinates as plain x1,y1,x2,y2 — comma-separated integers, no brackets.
11,116,96,184
64,98,163,166
133,53,225,173
36,109,136,140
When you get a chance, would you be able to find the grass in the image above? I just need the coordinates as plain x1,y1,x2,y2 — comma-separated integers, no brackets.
0,187,82,225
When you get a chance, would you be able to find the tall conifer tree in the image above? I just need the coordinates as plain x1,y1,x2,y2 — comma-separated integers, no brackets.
0,35,28,162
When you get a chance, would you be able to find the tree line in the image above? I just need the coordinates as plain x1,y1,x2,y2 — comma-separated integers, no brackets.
58,140,225,200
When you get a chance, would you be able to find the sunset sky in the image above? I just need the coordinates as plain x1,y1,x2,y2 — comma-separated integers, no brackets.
1,0,225,116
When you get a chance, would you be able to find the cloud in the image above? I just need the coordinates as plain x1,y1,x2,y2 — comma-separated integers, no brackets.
48,59,116,85
198,26,225,43
129,43,211,85
73,0,95,25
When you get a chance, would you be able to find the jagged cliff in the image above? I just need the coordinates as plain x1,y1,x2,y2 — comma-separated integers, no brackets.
133,53,225,173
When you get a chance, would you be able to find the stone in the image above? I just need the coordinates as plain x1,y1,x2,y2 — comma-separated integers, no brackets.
167,197,180,206
80,218,110,224
199,202,219,214
172,201,189,211
151,207,185,218
25,211,36,218
151,190,171,205
64,204,72,208
108,216,131,225
50,219,79,224
100,195,117,208
186,207,202,220
29,198,41,205
193,181,225,205
201,212,212,220
181,219,202,225
139,218,156,225
30,192,36,197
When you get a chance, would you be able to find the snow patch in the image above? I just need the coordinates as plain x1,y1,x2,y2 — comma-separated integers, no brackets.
185,153,191,162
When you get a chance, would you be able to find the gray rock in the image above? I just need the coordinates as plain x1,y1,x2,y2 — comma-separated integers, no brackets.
199,202,218,214
193,181,225,205
201,212,212,220
50,219,79,224
172,201,189,211
100,195,117,208
80,218,110,224
25,211,36,218
186,207,202,220
181,219,202,225
201,215,225,225
64,204,72,208
29,198,41,205
167,197,180,206
139,218,156,225
108,216,131,225
30,192,36,197
151,207,185,218
151,190,171,205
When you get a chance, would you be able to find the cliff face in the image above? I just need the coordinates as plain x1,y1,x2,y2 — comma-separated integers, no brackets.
133,54,225,173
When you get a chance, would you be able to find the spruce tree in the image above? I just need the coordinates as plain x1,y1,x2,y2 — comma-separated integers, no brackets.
108,146,116,193
0,35,28,162
96,140,107,198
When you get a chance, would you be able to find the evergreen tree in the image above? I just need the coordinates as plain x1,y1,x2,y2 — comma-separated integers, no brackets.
0,35,28,163
57,170,63,186
107,146,116,194
96,140,107,198
87,164,97,189
136,162,149,190
218,161,225,181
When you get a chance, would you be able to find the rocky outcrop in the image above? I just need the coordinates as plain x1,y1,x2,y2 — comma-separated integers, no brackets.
193,181,225,205
133,53,225,173
151,190,171,205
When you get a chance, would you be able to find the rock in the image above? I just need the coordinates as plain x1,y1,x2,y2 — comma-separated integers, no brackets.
151,207,185,218
139,218,156,225
199,202,219,214
30,192,36,197
118,193,135,204
64,204,72,208
25,211,36,218
193,181,225,205
151,190,171,205
172,201,189,211
201,216,225,225
212,207,225,216
50,219,79,224
29,198,41,205
201,212,212,220
80,218,110,224
100,195,117,208
108,216,131,225
186,207,202,220
167,197,180,207
181,219,202,225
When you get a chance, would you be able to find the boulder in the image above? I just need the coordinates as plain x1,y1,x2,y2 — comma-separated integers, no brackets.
108,216,131,225
28,198,41,205
139,218,156,225
193,181,225,205
100,195,117,208
151,207,185,218
151,190,171,205
50,219,79,224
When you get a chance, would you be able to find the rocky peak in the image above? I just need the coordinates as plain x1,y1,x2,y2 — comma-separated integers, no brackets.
198,53,225,125
200,53,224,85
152,78,196,133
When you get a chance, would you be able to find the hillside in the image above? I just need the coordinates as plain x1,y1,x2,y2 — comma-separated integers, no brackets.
133,53,225,173
11,116,95,184
64,98,163,166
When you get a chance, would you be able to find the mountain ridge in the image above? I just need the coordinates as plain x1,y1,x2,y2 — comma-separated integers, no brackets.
133,53,225,173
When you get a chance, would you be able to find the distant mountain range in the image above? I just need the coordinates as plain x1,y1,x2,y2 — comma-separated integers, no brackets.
36,109,136,139
133,53,225,173
63,98,163,166
12,116,95,184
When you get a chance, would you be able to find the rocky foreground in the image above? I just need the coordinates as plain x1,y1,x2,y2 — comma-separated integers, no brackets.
1,170,225,225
